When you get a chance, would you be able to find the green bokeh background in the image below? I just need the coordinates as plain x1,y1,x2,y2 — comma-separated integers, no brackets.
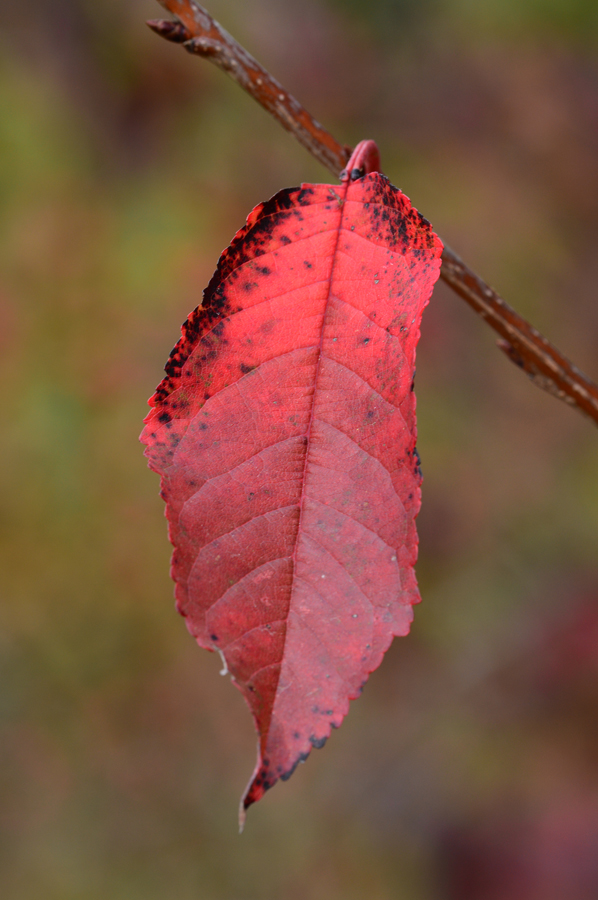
1,2,597,898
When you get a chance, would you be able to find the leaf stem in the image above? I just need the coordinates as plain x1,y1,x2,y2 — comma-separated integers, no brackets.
148,0,598,426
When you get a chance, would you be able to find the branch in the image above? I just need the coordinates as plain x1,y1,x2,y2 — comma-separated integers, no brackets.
148,0,598,426
149,1,350,174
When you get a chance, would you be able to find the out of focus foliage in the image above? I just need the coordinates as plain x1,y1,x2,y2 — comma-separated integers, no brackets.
1,2,597,898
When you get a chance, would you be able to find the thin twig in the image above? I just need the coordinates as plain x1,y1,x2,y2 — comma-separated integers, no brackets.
148,0,598,426
150,1,351,174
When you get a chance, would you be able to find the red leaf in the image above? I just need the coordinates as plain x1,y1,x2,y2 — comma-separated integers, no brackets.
141,154,443,824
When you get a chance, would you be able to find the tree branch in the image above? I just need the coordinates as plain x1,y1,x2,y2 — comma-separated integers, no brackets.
148,0,598,426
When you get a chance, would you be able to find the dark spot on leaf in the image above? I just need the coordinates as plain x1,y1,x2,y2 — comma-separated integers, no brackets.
280,751,310,781
210,634,218,642
310,735,327,749
297,186,315,203
240,363,254,374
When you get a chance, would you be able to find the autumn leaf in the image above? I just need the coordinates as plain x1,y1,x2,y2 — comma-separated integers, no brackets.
141,143,443,825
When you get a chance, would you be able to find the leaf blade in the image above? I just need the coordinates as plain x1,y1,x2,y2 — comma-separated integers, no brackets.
141,172,443,816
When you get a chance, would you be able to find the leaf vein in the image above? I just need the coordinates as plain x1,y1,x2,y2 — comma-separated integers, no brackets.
305,496,399,555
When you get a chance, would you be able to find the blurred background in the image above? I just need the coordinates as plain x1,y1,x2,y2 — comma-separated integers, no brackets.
1,1,598,897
